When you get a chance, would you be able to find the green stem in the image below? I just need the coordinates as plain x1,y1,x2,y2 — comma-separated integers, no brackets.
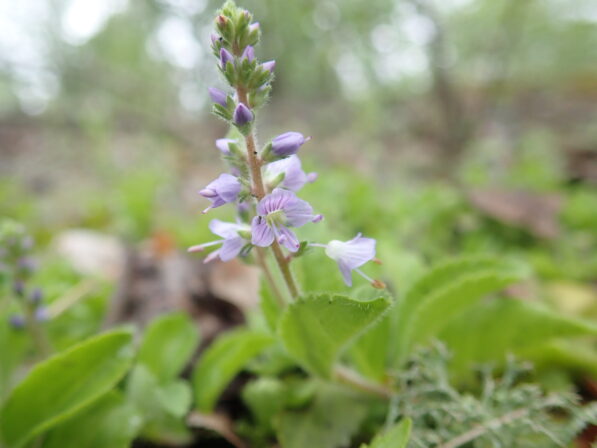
236,87,300,300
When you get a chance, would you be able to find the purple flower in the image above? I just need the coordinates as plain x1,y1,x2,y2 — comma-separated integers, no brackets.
209,87,227,107
216,138,237,155
315,234,377,287
241,45,255,62
220,48,233,68
233,103,254,126
35,307,48,322
188,219,250,263
262,60,276,72
199,173,241,213
264,155,317,192
271,132,310,157
249,22,260,33
251,189,321,252
8,314,25,330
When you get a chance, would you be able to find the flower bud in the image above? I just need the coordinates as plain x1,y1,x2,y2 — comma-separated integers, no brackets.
233,103,254,126
241,45,255,62
9,314,25,330
271,132,309,157
12,280,25,297
262,60,276,72
219,48,233,69
35,307,49,322
216,15,227,27
216,138,235,155
208,87,228,107
249,22,260,33
30,287,43,305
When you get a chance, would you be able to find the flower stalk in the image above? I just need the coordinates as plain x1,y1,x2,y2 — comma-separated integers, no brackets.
190,0,383,305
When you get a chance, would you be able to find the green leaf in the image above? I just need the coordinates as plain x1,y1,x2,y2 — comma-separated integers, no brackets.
43,391,141,448
279,293,391,378
277,383,371,448
193,328,274,412
440,298,597,377
0,329,134,448
361,418,412,448
137,312,200,382
126,365,192,445
156,381,192,418
393,257,527,364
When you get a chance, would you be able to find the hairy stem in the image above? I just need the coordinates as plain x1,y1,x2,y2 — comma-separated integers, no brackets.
254,247,287,306
24,304,51,358
334,365,395,400
437,407,529,448
236,87,300,300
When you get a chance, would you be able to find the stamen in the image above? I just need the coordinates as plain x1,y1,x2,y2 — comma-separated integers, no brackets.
187,240,224,253
355,268,375,284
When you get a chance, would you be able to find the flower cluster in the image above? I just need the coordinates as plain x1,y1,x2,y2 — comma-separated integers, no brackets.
189,1,382,291
0,221,48,329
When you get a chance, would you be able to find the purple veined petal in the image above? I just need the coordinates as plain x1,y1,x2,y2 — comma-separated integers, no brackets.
264,155,308,191
256,188,295,216
251,216,275,247
208,87,227,107
262,60,275,72
325,234,376,269
241,45,255,62
233,103,254,125
216,138,235,155
282,196,315,227
337,260,353,286
276,225,300,252
219,237,246,261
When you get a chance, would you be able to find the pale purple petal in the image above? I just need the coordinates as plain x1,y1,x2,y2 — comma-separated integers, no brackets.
265,155,308,191
325,234,376,269
219,237,246,261
271,131,308,157
256,188,294,216
283,195,314,227
216,138,235,155
241,45,255,62
251,216,275,247
262,60,275,72
276,225,300,252
209,219,245,239
208,87,227,107
337,260,353,286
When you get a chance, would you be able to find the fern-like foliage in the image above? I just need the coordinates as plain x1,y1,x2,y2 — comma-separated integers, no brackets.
390,345,596,448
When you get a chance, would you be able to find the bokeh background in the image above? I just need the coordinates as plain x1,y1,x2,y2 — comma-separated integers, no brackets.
1,0,597,330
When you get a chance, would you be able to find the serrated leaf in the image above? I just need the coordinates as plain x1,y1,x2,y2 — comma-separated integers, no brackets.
193,328,274,412
137,312,200,383
0,329,134,448
279,294,391,378
43,391,141,448
360,418,411,448
440,298,597,376
277,384,371,448
393,257,526,364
